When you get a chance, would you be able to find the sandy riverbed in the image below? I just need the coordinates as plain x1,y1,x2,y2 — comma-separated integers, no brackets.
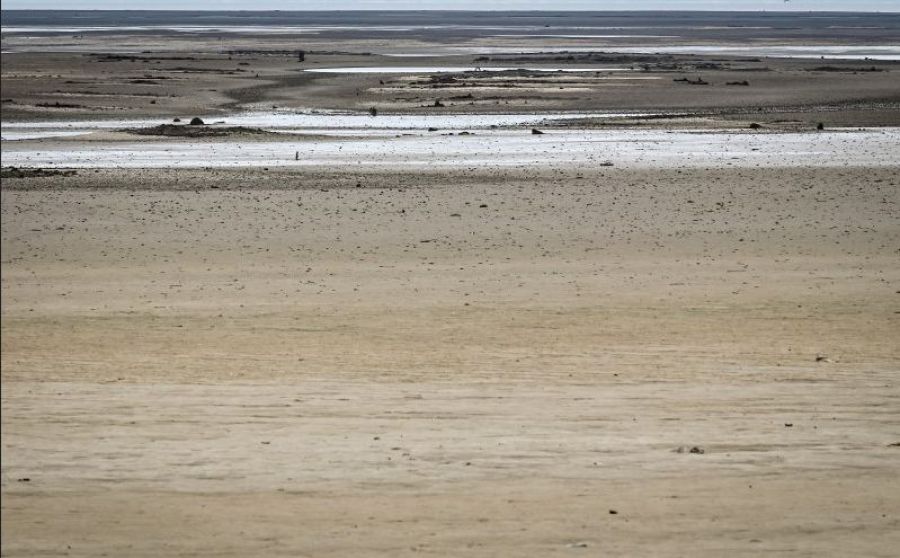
2,10,900,558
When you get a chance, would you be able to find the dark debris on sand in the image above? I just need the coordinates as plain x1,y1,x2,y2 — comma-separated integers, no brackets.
122,124,277,138
1,167,77,179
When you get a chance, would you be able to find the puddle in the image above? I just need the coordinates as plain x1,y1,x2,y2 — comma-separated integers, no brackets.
0,24,726,35
599,45,900,61
452,45,900,61
0,130,96,141
4,129,897,170
1,111,653,141
218,111,646,129
1,118,173,141
1,25,412,34
0,24,787,35
304,66,631,74
492,34,681,39
380,53,469,58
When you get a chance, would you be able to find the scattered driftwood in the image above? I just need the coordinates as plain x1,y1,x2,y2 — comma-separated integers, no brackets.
809,66,883,73
1,167,77,179
35,101,86,108
122,124,276,137
674,77,709,85
224,49,372,56
674,446,706,454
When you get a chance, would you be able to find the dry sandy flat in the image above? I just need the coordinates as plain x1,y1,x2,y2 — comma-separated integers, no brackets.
2,13,900,556
2,164,899,556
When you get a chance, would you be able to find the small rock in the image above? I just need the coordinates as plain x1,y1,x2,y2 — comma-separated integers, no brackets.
531,128,544,135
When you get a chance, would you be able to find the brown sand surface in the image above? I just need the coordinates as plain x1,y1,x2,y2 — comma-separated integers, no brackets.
2,165,899,556
2,16,900,556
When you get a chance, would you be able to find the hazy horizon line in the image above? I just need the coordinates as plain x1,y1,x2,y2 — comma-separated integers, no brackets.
2,8,899,12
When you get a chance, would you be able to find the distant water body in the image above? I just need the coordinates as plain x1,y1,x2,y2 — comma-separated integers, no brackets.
2,11,897,60
2,10,899,43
